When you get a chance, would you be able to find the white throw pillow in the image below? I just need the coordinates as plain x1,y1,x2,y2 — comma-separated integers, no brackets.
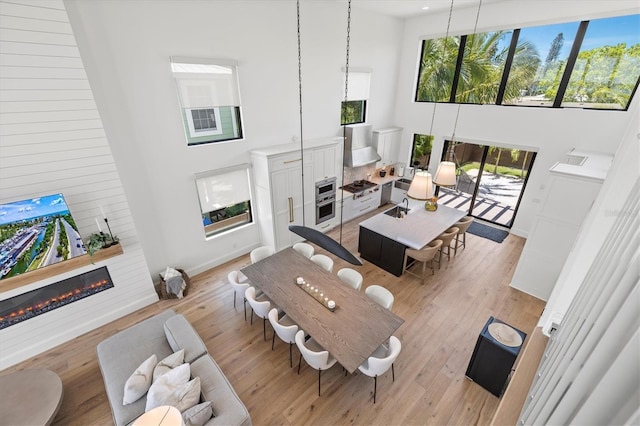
173,377,202,413
145,363,190,412
123,354,157,405
153,349,185,382
182,401,213,426
163,267,182,280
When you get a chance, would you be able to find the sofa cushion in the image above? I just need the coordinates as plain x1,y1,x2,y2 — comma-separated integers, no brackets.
182,401,213,426
175,377,201,412
145,363,191,411
164,314,208,363
147,377,201,414
191,356,252,426
123,354,157,405
153,349,185,382
97,310,176,426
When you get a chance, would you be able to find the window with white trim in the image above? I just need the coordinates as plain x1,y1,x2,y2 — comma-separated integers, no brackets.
341,70,371,125
171,57,244,145
195,165,253,237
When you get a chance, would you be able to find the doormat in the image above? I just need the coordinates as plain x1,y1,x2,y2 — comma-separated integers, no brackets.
468,221,509,243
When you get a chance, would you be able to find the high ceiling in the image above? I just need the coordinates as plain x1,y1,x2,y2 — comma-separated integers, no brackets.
351,0,502,19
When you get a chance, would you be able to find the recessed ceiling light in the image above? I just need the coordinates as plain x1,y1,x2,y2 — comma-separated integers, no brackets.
422,6,430,10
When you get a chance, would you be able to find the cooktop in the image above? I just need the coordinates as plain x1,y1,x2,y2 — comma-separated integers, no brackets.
341,180,378,193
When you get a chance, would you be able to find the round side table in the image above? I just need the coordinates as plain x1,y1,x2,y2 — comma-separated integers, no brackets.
132,405,183,426
0,369,63,425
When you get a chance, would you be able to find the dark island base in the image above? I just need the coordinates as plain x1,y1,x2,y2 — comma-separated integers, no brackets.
358,226,409,277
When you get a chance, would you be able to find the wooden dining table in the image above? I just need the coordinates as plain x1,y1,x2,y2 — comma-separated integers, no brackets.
240,248,404,373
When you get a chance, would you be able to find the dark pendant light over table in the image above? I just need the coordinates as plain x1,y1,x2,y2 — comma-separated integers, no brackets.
288,0,362,266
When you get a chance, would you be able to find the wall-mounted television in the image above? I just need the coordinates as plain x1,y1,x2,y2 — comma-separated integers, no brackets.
0,194,87,282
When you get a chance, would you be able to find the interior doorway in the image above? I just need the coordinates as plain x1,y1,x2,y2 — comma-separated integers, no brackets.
437,141,536,228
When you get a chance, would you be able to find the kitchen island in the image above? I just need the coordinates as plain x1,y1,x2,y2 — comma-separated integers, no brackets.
358,203,466,276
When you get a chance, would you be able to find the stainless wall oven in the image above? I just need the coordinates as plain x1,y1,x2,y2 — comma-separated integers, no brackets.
315,177,336,224
315,177,337,199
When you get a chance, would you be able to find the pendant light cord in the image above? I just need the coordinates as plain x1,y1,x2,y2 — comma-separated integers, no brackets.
296,0,306,225
339,0,352,245
426,0,455,146
449,0,483,161
288,0,362,266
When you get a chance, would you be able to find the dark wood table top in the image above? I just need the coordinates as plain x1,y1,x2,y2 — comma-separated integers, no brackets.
241,248,404,373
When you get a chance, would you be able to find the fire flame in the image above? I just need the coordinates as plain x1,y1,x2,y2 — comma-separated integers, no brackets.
0,279,111,323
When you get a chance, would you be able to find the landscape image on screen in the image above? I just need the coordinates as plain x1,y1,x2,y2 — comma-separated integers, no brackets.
0,194,87,282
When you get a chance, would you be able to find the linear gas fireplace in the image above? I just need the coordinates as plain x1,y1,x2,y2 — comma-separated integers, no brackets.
0,266,114,329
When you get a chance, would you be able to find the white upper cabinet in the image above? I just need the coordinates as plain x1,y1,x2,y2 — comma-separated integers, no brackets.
373,127,402,168
309,140,343,184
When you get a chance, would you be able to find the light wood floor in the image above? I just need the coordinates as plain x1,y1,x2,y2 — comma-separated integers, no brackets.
4,207,546,425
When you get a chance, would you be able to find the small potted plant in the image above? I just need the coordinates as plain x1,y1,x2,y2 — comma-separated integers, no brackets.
86,231,119,257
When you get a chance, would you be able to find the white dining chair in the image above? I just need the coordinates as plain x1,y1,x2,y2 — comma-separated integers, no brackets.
245,286,274,341
228,270,250,321
310,254,334,272
295,330,337,396
358,336,402,403
336,268,363,291
365,285,394,310
268,308,299,368
293,242,315,259
250,246,274,264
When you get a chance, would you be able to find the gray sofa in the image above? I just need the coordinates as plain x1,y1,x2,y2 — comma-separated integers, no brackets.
97,309,251,426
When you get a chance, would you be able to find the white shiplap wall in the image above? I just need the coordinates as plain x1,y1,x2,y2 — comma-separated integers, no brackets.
0,0,157,369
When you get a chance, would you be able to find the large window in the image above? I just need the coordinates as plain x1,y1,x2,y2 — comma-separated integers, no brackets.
561,14,640,110
172,57,243,145
195,165,253,238
415,14,640,110
455,31,513,104
341,70,370,124
437,141,536,228
503,22,579,106
416,36,460,102
410,133,433,169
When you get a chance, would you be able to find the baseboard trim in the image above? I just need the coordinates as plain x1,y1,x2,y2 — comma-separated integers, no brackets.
185,244,259,278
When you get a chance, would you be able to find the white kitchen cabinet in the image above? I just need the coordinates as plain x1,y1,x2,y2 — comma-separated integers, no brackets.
373,127,402,168
251,145,313,252
340,195,354,223
251,138,342,251
350,190,381,218
390,185,408,204
311,142,341,183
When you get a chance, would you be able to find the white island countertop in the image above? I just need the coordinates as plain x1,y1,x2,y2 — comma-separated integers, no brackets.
359,203,466,250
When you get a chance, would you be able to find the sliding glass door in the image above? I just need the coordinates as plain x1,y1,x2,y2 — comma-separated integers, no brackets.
437,141,536,228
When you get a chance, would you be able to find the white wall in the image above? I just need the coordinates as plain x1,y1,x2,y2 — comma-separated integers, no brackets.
540,98,639,329
64,0,404,277
0,0,157,369
393,0,639,237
